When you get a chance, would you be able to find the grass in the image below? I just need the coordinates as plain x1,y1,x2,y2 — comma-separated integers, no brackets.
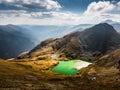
0,58,119,90
0,59,65,89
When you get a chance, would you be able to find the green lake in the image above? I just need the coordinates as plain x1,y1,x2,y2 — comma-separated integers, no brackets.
52,60,91,75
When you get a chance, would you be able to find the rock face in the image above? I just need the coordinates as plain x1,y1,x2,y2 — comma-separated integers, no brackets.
0,25,35,59
27,23,120,61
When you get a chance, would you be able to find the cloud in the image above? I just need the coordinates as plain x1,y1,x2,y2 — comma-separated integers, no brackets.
0,0,61,10
84,1,115,16
0,10,82,25
82,1,120,24
117,1,120,10
0,9,120,25
0,1,120,25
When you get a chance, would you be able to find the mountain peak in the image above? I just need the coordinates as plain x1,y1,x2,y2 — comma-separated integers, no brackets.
93,23,114,29
87,23,116,33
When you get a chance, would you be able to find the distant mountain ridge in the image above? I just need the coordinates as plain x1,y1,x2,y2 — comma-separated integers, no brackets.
21,25,82,44
0,24,83,59
0,25,35,59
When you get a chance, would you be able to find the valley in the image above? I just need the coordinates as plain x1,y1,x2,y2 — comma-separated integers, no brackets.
0,0,120,89
0,23,120,89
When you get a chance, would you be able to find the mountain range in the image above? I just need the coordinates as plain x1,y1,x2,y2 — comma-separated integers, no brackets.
0,23,120,89
23,23,120,62
21,25,84,44
0,21,120,60
0,25,35,59
0,24,83,59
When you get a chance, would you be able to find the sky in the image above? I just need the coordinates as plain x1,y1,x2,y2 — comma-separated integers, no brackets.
0,0,120,25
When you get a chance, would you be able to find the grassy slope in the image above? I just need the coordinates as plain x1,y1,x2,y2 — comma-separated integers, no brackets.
0,59,75,89
0,59,44,88
0,58,120,90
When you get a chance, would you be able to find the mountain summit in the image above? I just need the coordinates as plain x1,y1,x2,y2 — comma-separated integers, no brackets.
78,23,120,53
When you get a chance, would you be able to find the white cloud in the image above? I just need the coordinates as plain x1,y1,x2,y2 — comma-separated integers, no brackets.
0,1,120,25
0,10,82,25
0,9,120,25
117,1,120,10
0,0,61,10
83,1,120,24
84,1,115,16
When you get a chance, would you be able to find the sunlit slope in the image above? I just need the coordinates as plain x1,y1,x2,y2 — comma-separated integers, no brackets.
0,59,60,89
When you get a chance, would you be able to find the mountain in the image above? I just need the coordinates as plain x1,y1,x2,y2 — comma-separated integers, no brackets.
0,49,120,89
94,49,120,69
0,25,35,59
21,25,82,44
72,24,93,30
102,19,120,32
14,23,120,89
76,48,120,89
25,23,120,61
0,24,83,59
21,24,92,45
0,23,120,89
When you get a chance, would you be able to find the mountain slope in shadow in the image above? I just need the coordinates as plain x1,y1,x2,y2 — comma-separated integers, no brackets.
0,25,35,59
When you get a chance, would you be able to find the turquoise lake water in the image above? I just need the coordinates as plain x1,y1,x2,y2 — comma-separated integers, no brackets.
52,60,91,75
